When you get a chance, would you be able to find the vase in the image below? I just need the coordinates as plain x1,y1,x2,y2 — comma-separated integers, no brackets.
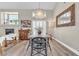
38,30,41,35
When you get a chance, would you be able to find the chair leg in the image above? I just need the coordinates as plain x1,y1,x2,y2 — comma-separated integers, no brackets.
45,43,47,56
31,45,47,56
31,42,33,56
27,40,30,51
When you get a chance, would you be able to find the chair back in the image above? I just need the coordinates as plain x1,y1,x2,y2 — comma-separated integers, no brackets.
32,37,46,44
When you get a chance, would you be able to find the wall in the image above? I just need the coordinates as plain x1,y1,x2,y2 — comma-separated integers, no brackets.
0,9,53,36
52,2,79,52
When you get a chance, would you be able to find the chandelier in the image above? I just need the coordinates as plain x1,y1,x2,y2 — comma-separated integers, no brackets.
32,3,47,19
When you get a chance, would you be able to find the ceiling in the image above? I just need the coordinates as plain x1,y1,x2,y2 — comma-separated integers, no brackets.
0,2,57,10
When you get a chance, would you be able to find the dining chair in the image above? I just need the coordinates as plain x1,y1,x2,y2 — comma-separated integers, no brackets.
31,37,47,56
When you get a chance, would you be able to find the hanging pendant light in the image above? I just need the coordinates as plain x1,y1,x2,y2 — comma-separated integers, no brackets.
32,2,47,19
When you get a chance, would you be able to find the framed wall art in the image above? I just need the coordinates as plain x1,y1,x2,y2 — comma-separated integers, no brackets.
21,20,31,28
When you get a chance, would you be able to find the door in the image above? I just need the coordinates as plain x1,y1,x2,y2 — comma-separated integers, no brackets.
32,20,47,36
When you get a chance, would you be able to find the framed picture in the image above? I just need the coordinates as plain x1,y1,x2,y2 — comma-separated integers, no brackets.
21,20,31,28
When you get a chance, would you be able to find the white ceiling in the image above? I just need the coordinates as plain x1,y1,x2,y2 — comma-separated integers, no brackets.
0,2,57,10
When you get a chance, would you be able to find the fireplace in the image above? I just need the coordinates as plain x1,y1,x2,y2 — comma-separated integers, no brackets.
5,29,14,35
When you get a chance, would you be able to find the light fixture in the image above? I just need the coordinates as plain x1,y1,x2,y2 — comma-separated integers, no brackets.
32,2,47,19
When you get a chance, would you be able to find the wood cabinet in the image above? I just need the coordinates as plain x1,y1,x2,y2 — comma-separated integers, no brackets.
19,29,29,40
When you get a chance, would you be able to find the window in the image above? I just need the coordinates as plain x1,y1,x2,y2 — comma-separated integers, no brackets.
1,12,19,25
32,20,47,35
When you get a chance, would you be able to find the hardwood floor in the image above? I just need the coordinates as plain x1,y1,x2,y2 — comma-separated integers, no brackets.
2,41,27,56
49,39,77,56
1,39,78,56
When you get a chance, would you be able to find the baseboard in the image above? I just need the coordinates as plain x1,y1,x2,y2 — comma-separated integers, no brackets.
52,37,79,56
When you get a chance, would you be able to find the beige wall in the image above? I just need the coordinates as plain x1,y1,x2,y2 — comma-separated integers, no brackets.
52,2,79,52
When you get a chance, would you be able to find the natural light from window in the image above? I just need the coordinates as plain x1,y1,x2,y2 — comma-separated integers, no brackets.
1,12,19,25
32,20,47,36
